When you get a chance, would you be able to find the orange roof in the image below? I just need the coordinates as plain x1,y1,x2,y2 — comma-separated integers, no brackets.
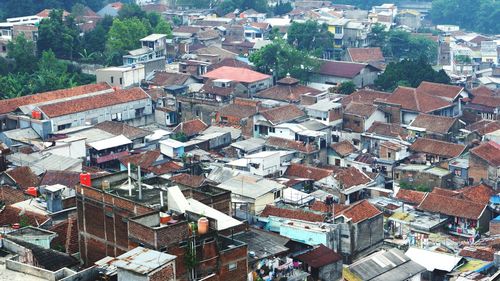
410,138,466,158
417,81,463,101
471,141,500,166
36,9,71,18
260,205,325,222
395,189,426,205
173,119,208,137
417,193,486,220
0,82,112,115
384,86,453,113
39,87,149,118
347,47,384,63
202,66,271,83
337,200,382,223
285,163,332,181
330,140,356,157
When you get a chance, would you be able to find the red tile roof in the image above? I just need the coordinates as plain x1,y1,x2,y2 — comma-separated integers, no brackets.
459,247,495,261
207,58,252,71
260,205,325,222
0,206,48,226
147,161,183,175
330,140,356,157
395,189,426,205
316,61,376,78
285,164,333,181
218,103,258,119
118,150,162,169
347,47,384,63
0,186,26,205
416,81,463,101
410,138,466,158
459,184,496,205
470,95,500,108
337,200,382,223
410,114,457,134
382,86,453,113
470,86,498,97
310,201,349,213
295,244,342,267
203,66,271,83
39,87,149,118
170,173,206,188
465,120,500,136
417,193,486,220
266,137,318,153
173,119,208,137
5,166,39,190
36,9,70,18
0,82,111,115
149,71,192,86
341,89,392,107
256,82,322,103
470,141,500,166
366,122,408,139
40,171,82,188
344,102,377,118
331,166,372,189
259,104,306,124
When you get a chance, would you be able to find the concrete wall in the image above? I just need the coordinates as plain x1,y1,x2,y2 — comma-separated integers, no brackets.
319,261,343,281
96,66,145,88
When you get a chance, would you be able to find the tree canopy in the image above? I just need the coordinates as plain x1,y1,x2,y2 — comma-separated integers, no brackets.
37,9,81,60
375,58,450,91
249,39,319,82
287,21,334,58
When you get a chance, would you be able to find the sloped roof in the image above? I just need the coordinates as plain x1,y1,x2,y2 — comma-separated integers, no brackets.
260,205,325,222
285,163,332,181
330,140,356,157
256,82,321,103
40,171,81,188
173,119,208,137
470,141,500,166
417,193,486,220
218,103,258,119
39,88,149,118
94,121,151,140
330,166,372,189
316,60,375,78
265,137,318,153
203,66,271,83
344,102,377,118
337,200,382,223
465,120,500,136
0,82,112,115
342,89,392,107
395,189,426,205
259,104,305,125
383,86,453,113
295,244,342,268
347,47,384,62
416,81,463,101
366,122,408,139
410,138,466,158
118,150,162,169
5,166,39,190
207,58,252,71
409,114,457,134
149,71,191,86
170,173,206,188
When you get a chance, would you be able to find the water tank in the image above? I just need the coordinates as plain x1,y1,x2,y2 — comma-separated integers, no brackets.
80,173,91,186
198,217,209,235
101,180,110,190
159,212,171,225
26,187,37,197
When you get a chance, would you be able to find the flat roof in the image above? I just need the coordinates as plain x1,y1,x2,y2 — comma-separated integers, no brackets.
140,33,166,41
159,138,185,148
88,135,132,150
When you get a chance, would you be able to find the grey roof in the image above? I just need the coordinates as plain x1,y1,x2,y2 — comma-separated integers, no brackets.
207,164,243,183
349,248,426,281
299,119,329,131
233,228,289,260
217,174,284,199
231,138,266,152
127,47,152,56
66,128,115,143
306,100,341,111
113,247,176,274
7,152,82,175
3,128,41,143
202,125,242,140
97,4,120,17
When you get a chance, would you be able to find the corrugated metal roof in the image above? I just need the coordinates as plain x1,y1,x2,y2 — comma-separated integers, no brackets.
88,135,132,150
102,247,176,275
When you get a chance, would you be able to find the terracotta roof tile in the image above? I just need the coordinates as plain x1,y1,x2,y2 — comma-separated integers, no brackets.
459,247,495,261
410,138,466,158
344,102,377,118
0,186,26,205
316,61,376,78
40,171,81,188
330,166,372,189
459,184,496,205
295,244,342,267
259,104,306,124
417,81,463,101
330,140,356,157
417,193,486,220
207,58,252,71
366,122,408,139
395,189,426,205
94,121,151,140
0,206,48,226
5,166,39,190
383,86,453,113
218,103,258,119
170,173,206,188
347,47,384,62
285,164,333,181
410,114,457,134
470,95,500,108
465,120,500,136
470,86,499,97
173,119,208,137
149,71,191,86
310,201,349,213
39,87,149,118
147,161,183,175
266,137,318,153
0,82,111,115
118,150,162,169
470,141,500,166
260,205,325,222
341,89,392,107
203,66,271,83
337,200,382,223
256,82,321,103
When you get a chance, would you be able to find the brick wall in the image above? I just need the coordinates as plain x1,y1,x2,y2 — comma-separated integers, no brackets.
219,245,248,281
343,114,365,133
490,221,500,235
469,153,488,185
150,262,176,281
49,215,79,254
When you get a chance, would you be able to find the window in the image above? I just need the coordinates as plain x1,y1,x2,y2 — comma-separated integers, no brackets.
135,107,145,118
195,110,200,117
254,125,258,131
454,169,462,176
110,76,114,83
387,152,392,158
335,26,342,34
335,39,342,46
57,123,71,131
119,77,123,85
269,127,275,133
354,120,361,127
228,262,237,271
274,190,281,199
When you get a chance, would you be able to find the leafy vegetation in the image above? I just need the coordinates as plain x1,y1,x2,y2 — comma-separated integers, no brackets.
375,58,450,91
249,39,319,82
338,81,356,95
0,0,106,20
216,0,268,16
287,21,334,58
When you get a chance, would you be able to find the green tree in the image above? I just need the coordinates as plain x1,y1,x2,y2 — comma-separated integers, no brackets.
274,2,292,15
106,17,148,63
118,3,147,19
287,21,334,57
375,58,450,91
250,39,318,82
37,9,81,60
7,34,37,73
338,81,356,95
384,30,437,63
154,19,173,37
367,23,387,47
32,50,77,93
